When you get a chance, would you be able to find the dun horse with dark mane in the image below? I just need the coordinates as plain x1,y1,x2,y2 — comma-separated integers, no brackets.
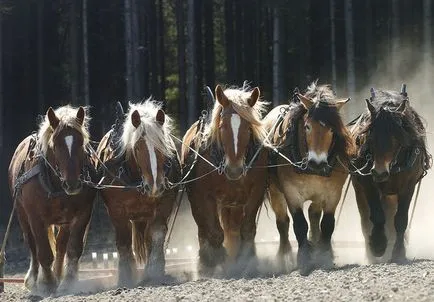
96,100,180,286
182,85,268,275
351,85,431,263
264,82,355,275
8,106,96,295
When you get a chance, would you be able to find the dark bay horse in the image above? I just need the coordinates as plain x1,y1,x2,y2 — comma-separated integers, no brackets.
96,100,181,286
181,84,269,275
8,106,96,295
351,85,431,263
263,82,355,275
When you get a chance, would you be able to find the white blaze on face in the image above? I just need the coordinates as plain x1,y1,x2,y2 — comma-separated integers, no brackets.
308,150,328,164
230,114,241,156
65,135,74,157
146,140,158,188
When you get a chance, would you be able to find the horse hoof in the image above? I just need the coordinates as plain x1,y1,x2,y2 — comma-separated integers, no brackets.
297,243,314,276
315,249,335,270
369,232,388,257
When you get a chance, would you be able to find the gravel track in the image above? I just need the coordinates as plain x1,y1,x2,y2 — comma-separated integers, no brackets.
2,259,434,302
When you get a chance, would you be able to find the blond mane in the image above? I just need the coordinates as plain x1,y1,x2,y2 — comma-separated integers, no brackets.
204,86,269,149
37,105,91,155
305,80,335,101
120,99,176,159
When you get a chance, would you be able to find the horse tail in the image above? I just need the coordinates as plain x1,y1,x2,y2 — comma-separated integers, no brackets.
47,225,56,258
132,221,147,264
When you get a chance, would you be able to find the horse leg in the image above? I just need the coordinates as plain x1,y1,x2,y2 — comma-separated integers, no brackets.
17,205,38,291
221,207,241,262
289,205,313,276
189,192,225,273
357,176,387,257
308,202,322,245
144,219,167,279
316,199,338,269
268,183,292,269
57,210,91,293
112,218,136,287
53,226,69,281
391,188,414,264
28,218,57,295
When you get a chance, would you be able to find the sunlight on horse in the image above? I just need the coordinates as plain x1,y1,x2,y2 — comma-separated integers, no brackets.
351,85,432,264
8,105,96,295
182,84,269,276
264,81,355,275
96,99,181,287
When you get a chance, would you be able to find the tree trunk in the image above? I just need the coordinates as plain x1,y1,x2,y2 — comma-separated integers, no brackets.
82,0,90,106
131,0,140,98
272,5,283,105
330,0,337,92
37,0,45,112
224,0,235,83
186,0,197,126
148,0,159,99
203,0,214,88
157,0,165,102
423,0,431,98
365,0,373,80
70,0,79,104
124,0,133,99
344,0,356,116
391,0,400,83
176,0,187,131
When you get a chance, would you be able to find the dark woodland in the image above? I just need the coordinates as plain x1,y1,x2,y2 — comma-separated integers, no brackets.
0,0,433,237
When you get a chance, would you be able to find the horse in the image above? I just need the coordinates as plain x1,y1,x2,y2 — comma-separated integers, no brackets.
181,84,269,275
8,105,96,295
351,85,431,264
263,81,355,275
96,100,181,286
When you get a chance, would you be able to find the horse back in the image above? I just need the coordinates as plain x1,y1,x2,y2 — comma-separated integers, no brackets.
8,135,37,194
181,120,200,165
96,130,115,166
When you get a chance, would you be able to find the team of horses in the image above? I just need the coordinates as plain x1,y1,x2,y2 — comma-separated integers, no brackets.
8,81,431,295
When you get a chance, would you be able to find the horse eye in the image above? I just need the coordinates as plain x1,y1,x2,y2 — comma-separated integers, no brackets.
305,124,311,132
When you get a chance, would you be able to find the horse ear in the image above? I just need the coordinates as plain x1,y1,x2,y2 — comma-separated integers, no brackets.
335,98,350,111
131,110,141,128
248,87,260,107
215,85,229,107
365,99,376,115
76,106,85,126
396,99,408,113
47,107,59,129
156,109,165,126
297,93,314,110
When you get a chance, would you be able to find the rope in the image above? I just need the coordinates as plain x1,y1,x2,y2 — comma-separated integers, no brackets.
408,179,422,230
0,188,18,282
165,186,186,250
335,175,352,227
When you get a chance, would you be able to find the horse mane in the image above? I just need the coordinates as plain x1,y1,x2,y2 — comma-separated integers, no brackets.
356,89,431,168
119,98,176,159
37,105,91,155
204,85,269,148
285,82,356,160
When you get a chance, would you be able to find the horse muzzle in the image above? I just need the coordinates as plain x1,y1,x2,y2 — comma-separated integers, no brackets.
62,179,83,195
307,159,329,173
371,168,390,183
224,165,244,181
142,182,166,198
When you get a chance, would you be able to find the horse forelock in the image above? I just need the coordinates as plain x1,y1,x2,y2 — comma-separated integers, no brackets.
305,81,335,102
120,99,176,159
37,105,91,155
205,87,268,148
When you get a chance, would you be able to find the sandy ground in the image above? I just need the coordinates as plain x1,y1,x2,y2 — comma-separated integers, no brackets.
2,259,434,302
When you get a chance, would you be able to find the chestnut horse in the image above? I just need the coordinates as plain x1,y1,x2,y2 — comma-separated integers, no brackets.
8,106,96,295
96,100,181,286
351,85,431,263
182,85,268,275
263,82,355,275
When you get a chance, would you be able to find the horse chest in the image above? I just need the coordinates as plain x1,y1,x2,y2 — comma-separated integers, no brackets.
103,190,156,220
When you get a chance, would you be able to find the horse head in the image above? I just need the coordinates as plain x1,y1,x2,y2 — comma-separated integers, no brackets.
297,91,350,172
46,106,87,195
364,85,410,182
124,101,175,197
214,85,261,180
